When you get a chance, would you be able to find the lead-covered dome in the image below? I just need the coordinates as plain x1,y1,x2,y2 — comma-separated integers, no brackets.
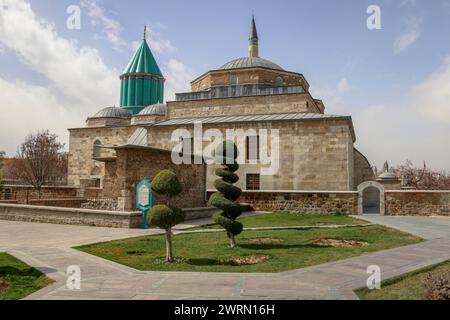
220,57,283,71
137,103,166,116
91,107,131,119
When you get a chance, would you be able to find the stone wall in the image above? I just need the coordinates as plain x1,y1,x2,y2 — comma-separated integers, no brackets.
235,190,358,214
150,118,355,191
353,148,375,187
67,126,132,187
0,203,142,228
167,93,321,118
103,147,207,210
191,68,310,92
29,198,87,208
385,191,450,216
0,185,78,204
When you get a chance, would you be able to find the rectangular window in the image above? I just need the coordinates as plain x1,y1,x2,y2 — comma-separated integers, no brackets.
180,137,194,155
246,174,260,190
246,136,260,161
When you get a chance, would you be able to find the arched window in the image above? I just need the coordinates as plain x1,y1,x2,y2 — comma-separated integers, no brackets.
230,75,239,85
93,140,102,158
275,76,283,86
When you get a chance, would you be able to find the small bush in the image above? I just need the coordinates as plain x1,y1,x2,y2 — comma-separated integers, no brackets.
423,271,450,300
151,170,183,197
148,205,185,229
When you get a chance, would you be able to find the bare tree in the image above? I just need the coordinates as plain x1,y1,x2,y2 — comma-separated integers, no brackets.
11,130,65,197
0,150,5,191
394,160,450,190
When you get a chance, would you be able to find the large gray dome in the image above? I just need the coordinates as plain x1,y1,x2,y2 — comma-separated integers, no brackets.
91,107,131,118
220,57,283,71
138,103,166,116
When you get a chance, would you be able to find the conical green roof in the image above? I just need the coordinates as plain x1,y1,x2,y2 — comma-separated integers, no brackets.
122,39,162,76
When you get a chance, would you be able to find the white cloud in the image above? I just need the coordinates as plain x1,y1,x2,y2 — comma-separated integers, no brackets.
394,16,421,54
0,0,119,154
81,0,128,51
310,78,352,114
0,77,83,154
81,0,176,54
162,58,195,101
337,78,351,93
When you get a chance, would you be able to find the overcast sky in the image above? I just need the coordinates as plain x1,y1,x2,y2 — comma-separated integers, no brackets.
0,0,449,171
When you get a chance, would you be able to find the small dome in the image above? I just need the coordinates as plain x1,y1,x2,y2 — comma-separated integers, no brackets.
220,57,283,71
378,172,398,180
138,103,166,116
91,107,131,119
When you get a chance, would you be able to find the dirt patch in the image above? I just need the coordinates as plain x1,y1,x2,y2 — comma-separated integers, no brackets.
312,239,368,248
0,277,10,293
246,238,284,245
220,255,269,266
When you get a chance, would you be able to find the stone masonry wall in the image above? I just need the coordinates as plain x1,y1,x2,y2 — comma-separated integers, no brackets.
150,118,355,191
167,93,320,118
0,185,78,204
385,191,450,216
191,68,309,92
0,203,142,228
236,191,358,215
67,126,132,187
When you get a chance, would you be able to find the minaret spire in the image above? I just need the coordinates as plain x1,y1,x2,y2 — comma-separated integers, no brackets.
248,15,259,58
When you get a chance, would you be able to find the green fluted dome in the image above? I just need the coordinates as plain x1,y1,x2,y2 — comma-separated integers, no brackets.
120,31,165,115
123,40,162,76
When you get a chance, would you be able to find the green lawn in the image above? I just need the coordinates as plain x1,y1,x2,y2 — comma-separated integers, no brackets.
77,214,421,273
356,260,450,300
0,253,53,300
192,212,367,230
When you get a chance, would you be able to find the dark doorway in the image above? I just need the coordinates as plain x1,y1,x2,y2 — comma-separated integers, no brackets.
362,186,380,214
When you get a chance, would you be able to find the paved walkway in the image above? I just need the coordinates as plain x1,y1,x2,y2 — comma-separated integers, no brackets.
0,216,449,300
357,215,450,240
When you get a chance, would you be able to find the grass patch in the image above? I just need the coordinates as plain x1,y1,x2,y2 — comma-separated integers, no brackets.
356,260,450,300
77,215,421,273
192,212,366,230
0,253,53,300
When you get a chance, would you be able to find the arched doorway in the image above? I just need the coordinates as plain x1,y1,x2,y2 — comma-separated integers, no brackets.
357,181,385,215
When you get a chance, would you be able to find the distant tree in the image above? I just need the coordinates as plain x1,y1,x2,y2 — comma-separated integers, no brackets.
208,140,243,248
0,150,5,191
11,130,65,197
148,170,185,263
394,160,450,190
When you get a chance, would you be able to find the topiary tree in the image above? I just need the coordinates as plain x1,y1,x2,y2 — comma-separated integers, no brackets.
148,170,185,262
208,141,243,248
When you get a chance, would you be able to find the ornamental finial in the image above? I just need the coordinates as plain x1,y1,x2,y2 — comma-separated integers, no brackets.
143,25,147,40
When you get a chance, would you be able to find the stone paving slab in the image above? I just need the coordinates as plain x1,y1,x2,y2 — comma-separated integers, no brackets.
0,217,448,300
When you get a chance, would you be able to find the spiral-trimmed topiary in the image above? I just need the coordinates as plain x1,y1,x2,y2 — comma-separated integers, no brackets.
208,140,243,248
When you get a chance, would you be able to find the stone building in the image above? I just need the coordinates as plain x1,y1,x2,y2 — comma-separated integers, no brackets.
67,17,375,211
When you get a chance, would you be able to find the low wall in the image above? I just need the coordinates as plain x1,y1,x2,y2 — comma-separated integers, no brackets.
235,190,358,215
385,191,450,216
0,203,216,228
0,185,78,204
29,198,87,208
0,203,141,228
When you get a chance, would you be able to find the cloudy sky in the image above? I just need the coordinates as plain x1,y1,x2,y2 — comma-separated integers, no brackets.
0,0,449,171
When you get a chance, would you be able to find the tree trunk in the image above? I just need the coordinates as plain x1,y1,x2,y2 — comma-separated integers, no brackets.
229,233,237,248
165,227,173,262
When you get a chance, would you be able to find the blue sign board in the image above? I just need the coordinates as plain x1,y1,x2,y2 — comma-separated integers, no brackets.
136,177,154,229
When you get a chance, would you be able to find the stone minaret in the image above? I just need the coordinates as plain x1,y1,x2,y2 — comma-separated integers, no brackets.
248,16,259,58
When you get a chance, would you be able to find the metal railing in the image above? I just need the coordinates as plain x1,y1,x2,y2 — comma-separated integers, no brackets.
176,84,305,101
